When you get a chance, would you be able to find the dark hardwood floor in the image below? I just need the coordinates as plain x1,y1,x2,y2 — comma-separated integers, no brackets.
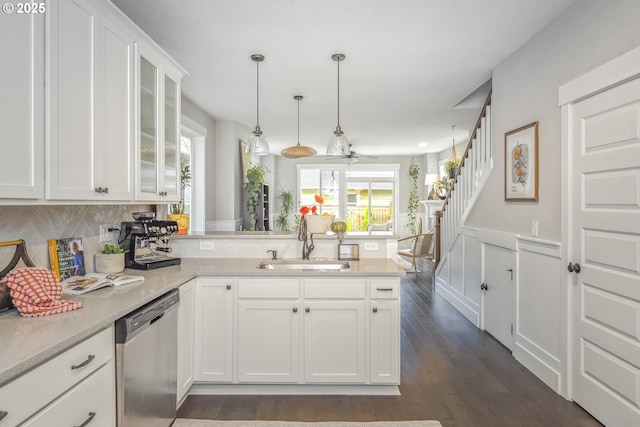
178,260,602,427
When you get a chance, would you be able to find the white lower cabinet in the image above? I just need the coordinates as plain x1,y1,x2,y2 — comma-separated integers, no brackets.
370,279,401,384
177,279,196,403
194,277,233,382
303,300,366,383
370,300,400,384
22,361,115,427
238,300,300,382
192,276,400,388
0,327,114,426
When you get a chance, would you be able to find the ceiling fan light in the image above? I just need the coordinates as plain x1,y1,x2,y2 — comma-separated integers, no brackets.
247,126,270,156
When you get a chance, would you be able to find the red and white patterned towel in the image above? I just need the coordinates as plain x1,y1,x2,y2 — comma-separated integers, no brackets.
2,267,82,317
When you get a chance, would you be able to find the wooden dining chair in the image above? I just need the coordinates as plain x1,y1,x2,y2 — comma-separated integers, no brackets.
397,232,434,274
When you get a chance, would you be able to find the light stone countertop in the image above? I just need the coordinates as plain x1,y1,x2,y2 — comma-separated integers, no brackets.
173,231,399,239
0,257,404,386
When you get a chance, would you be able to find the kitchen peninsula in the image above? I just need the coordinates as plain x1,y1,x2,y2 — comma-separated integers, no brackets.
0,247,404,425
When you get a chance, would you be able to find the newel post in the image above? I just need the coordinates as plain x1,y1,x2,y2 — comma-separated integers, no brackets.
434,210,442,268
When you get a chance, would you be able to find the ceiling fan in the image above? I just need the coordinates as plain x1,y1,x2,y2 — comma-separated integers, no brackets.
325,144,377,164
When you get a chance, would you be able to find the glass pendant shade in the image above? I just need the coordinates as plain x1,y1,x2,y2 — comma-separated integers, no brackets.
247,126,269,156
326,126,351,156
246,54,269,156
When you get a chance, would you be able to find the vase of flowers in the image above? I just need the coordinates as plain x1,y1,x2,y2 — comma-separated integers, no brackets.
298,194,333,234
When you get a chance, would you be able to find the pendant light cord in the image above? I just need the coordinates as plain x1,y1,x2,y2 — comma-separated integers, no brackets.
256,59,260,129
297,97,301,146
337,58,340,128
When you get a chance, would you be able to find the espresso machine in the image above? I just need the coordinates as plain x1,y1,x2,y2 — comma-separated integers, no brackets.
118,213,182,270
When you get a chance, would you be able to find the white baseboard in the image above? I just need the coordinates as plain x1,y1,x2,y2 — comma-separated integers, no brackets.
514,340,561,393
435,277,480,327
189,383,400,396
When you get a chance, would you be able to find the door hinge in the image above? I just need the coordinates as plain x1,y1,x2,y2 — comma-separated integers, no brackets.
511,324,514,335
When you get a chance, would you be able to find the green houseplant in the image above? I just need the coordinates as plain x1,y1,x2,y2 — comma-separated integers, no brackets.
95,243,125,274
445,158,461,179
244,164,267,231
275,188,294,231
407,160,420,235
168,164,192,234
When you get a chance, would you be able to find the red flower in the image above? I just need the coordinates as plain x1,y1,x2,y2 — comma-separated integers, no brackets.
299,194,324,215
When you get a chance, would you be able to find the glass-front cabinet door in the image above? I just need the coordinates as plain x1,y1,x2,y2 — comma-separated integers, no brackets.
135,48,183,202
138,55,159,197
163,74,179,198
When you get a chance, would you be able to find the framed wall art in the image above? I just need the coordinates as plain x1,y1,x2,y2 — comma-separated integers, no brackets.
504,121,539,201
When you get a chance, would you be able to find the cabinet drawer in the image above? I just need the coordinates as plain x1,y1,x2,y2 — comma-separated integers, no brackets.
238,278,299,299
370,279,399,299
0,327,113,427
304,278,366,299
22,361,115,427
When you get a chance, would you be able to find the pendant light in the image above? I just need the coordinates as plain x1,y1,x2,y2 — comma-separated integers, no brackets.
246,54,270,156
326,53,351,156
281,95,317,159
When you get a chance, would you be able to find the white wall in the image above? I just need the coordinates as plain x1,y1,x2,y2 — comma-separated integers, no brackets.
466,0,640,241
181,96,217,224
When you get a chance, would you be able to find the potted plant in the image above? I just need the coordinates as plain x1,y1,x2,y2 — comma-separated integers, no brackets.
95,243,125,274
275,188,294,231
407,160,420,235
244,164,267,231
445,158,461,179
168,164,192,235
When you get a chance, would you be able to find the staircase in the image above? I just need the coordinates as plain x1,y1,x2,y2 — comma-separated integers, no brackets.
435,91,492,266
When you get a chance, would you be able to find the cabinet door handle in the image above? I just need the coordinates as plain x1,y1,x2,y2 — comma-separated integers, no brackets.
94,187,102,193
0,411,7,421
71,354,95,370
226,284,231,290
376,287,394,291
103,187,108,194
372,307,378,313
74,411,96,427
293,307,298,313
305,307,310,313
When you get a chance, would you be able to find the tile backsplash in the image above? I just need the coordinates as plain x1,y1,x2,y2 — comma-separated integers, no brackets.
0,205,152,273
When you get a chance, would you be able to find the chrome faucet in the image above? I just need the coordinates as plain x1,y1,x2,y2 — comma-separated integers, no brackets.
298,217,314,260
266,249,277,260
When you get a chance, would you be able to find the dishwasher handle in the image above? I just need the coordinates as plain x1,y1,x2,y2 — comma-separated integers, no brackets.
115,289,179,343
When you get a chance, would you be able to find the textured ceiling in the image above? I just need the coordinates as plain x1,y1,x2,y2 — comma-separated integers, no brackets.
112,0,574,156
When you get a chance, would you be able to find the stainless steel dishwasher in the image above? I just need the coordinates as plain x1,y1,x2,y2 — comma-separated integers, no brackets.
115,289,179,427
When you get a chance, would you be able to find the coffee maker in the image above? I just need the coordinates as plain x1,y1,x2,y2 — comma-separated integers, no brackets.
118,214,182,270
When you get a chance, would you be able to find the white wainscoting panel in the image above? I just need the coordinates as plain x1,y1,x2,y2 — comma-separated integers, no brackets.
515,236,563,393
435,230,481,326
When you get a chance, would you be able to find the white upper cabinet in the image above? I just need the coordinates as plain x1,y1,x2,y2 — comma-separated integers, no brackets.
46,0,133,200
135,48,183,202
0,12,44,199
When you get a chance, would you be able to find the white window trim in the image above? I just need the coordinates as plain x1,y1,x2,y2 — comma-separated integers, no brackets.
296,163,400,234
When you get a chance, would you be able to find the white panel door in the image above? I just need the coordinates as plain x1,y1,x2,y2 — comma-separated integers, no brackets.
482,243,514,351
370,300,399,384
569,76,640,426
237,300,300,383
304,300,365,383
47,0,98,199
0,12,44,199
194,278,233,382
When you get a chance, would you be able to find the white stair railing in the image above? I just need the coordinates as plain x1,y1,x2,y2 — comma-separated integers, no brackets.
435,92,492,263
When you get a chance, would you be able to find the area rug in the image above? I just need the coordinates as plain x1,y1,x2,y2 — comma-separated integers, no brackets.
173,420,442,427
396,257,420,273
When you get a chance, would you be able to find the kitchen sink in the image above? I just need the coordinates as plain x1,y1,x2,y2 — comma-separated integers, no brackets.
256,259,350,271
